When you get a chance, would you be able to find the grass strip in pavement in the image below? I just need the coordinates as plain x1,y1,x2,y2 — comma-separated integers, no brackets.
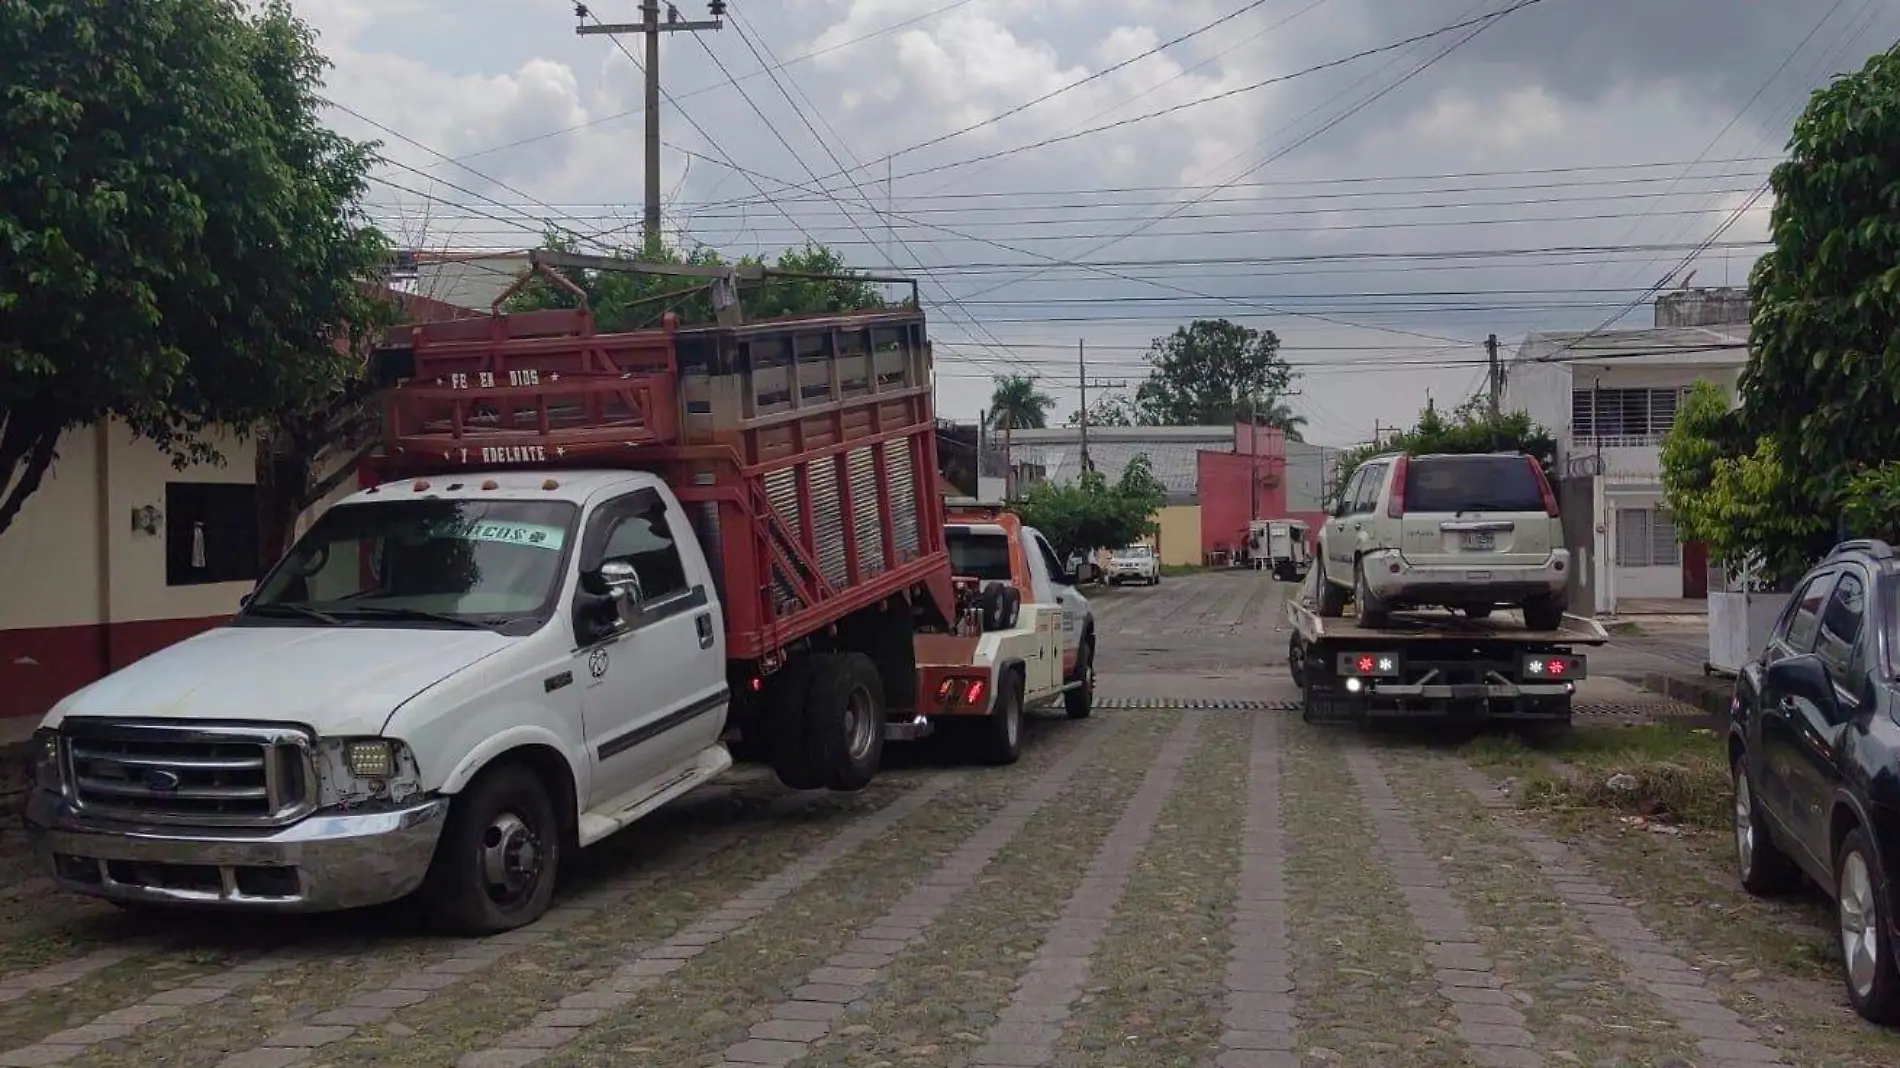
74,772,855,1068
1050,711,1249,1067
1281,727,1465,1067
0,944,239,1053
535,717,1134,1068
1373,740,1703,1067
1454,756,1900,1068
312,766,949,1068
793,711,1182,1068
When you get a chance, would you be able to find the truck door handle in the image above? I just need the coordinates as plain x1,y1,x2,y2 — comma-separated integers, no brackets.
1777,696,1798,715
694,612,715,649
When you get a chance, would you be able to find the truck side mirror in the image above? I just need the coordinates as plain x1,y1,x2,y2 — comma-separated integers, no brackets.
597,560,645,628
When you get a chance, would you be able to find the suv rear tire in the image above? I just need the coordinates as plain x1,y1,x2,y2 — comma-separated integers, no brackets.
1353,559,1391,628
1523,594,1566,632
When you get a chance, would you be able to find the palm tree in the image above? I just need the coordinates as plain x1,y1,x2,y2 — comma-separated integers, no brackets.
1247,397,1309,443
986,375,1055,497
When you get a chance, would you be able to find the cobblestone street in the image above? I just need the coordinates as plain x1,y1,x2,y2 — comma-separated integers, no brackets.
2,570,1897,1068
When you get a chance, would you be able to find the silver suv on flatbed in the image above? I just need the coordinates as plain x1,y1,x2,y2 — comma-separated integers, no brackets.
1316,451,1571,630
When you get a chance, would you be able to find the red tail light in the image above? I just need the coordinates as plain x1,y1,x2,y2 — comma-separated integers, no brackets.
1527,456,1559,517
1386,455,1409,517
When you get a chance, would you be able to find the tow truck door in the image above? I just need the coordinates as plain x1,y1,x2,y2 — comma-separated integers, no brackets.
1023,528,1083,689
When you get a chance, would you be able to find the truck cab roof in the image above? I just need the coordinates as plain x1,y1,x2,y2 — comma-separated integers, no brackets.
348,469,665,509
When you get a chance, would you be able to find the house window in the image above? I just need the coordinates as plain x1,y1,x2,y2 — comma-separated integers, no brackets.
1571,387,1685,440
1614,508,1681,568
165,482,261,586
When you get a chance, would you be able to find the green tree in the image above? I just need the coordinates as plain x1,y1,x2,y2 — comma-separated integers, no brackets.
1065,390,1138,428
1326,402,1557,510
987,375,1056,433
0,0,389,538
1013,453,1168,559
1132,319,1300,431
505,237,888,330
1740,41,1900,540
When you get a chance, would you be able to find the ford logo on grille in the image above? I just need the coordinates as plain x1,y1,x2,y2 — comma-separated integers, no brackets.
142,769,182,792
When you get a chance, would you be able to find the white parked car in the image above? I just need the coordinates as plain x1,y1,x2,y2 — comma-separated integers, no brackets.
1107,544,1161,586
1314,451,1572,629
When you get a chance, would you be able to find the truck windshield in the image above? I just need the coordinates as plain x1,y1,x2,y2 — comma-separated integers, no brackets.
947,530,1013,581
245,499,580,627
1403,456,1546,513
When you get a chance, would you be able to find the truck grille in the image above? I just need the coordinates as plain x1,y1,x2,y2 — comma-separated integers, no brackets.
61,720,315,827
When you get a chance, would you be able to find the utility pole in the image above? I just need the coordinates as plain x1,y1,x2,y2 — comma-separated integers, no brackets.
1485,332,1502,420
576,2,726,248
1078,339,1092,475
1249,378,1262,523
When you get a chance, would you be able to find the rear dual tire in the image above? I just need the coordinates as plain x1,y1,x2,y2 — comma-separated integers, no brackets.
767,653,885,793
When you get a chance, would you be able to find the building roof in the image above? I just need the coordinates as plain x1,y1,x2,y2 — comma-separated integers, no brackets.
1510,323,1748,368
1007,426,1234,502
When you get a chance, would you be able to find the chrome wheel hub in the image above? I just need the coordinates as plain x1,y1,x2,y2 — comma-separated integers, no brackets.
479,812,542,905
1841,851,1881,998
1733,769,1755,875
844,685,877,762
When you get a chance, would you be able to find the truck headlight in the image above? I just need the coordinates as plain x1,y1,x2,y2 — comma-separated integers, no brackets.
31,730,65,793
313,737,424,808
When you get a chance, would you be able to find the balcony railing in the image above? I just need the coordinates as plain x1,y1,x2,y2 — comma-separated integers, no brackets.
1570,433,1665,449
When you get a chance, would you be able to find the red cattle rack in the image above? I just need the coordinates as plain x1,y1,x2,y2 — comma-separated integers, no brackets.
369,298,958,664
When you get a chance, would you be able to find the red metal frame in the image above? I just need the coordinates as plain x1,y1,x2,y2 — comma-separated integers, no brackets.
371,306,957,665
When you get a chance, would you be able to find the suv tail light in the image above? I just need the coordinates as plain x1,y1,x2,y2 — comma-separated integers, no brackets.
1386,455,1409,518
1527,456,1559,517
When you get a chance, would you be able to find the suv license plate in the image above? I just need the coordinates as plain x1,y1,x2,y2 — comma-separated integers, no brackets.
1461,531,1495,550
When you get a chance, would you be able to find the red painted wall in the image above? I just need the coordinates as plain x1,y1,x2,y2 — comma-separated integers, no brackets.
1196,447,1326,563
3,616,229,721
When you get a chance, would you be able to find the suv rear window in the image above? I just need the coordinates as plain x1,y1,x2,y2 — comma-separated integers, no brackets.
1403,456,1546,513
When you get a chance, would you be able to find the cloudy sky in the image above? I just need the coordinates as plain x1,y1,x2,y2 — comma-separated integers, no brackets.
302,0,1899,446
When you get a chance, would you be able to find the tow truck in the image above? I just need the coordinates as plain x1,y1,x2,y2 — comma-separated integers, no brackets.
1285,567,1608,726
26,256,999,933
918,505,1098,764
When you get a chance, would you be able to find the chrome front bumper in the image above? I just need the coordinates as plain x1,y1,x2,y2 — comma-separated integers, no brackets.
25,790,448,912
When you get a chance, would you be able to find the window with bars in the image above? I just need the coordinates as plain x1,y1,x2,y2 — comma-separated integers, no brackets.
1614,508,1682,568
1570,387,1684,440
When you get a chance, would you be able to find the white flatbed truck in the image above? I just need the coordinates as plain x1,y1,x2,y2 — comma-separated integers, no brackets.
1285,569,1609,725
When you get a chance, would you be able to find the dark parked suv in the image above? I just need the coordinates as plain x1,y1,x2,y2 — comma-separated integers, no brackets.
1728,539,1900,1023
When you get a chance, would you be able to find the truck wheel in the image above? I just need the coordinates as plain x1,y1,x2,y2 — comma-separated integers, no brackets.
803,652,885,793
1065,639,1095,720
1462,605,1494,620
419,763,561,935
1353,560,1390,628
1315,560,1348,618
765,657,825,790
974,671,1025,765
1523,595,1566,632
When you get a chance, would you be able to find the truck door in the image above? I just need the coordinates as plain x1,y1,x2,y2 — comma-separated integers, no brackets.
574,489,728,808
1025,530,1083,688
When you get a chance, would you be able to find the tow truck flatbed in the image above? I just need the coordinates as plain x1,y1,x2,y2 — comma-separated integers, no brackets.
1284,575,1606,726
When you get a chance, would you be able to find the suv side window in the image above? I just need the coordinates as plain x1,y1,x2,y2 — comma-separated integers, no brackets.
598,496,690,602
1352,463,1388,515
1815,569,1867,680
1779,571,1836,655
1335,468,1368,516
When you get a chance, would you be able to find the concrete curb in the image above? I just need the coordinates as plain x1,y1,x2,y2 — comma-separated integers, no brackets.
1637,671,1733,722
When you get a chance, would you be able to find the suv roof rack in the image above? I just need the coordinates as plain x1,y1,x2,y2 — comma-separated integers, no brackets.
1826,539,1896,562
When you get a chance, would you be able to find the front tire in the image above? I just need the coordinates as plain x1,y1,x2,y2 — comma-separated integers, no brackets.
1836,828,1900,1023
1733,753,1801,895
1065,639,1095,720
1315,559,1348,618
419,763,561,935
1523,594,1566,632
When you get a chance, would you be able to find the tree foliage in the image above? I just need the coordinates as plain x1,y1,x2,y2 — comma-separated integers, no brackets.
1131,319,1302,435
1326,402,1557,510
0,0,390,538
1660,43,1900,576
1013,454,1169,559
986,375,1055,432
505,238,889,329
1065,390,1137,428
1741,41,1900,513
